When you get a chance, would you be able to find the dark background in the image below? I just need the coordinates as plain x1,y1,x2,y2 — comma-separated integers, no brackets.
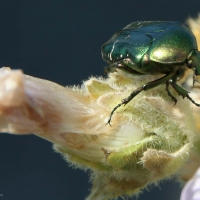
0,1,199,200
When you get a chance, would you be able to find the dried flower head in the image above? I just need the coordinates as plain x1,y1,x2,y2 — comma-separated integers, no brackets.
0,65,197,199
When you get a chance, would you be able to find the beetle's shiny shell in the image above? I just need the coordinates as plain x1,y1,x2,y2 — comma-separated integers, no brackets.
101,21,197,65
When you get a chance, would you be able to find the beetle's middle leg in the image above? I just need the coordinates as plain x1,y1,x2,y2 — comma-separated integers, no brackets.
170,81,200,107
165,82,177,105
107,73,174,125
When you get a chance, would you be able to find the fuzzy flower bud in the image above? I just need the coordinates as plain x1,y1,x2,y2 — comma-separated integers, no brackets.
0,66,196,199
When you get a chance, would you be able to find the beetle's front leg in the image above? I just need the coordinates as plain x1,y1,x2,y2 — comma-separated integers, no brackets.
106,102,124,126
106,85,145,126
107,74,173,125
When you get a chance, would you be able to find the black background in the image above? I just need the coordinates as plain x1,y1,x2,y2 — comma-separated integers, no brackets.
0,1,199,200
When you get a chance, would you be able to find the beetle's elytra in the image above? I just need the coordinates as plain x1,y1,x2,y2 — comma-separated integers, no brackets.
101,21,200,125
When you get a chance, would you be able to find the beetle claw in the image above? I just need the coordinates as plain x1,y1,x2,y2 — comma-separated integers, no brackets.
106,120,112,127
106,103,123,126
186,95,200,107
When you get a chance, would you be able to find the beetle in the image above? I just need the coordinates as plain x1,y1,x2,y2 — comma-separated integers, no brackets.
101,21,200,125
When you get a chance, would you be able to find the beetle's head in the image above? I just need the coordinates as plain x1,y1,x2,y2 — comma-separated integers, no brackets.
187,50,200,76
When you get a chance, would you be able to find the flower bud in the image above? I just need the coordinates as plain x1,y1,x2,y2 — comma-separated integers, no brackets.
0,67,195,199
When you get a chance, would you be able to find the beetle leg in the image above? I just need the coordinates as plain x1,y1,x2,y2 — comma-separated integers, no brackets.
170,82,200,107
165,82,177,105
106,103,124,126
107,73,173,125
193,74,196,86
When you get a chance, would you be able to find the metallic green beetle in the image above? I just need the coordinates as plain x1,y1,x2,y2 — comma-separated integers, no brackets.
101,21,200,125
